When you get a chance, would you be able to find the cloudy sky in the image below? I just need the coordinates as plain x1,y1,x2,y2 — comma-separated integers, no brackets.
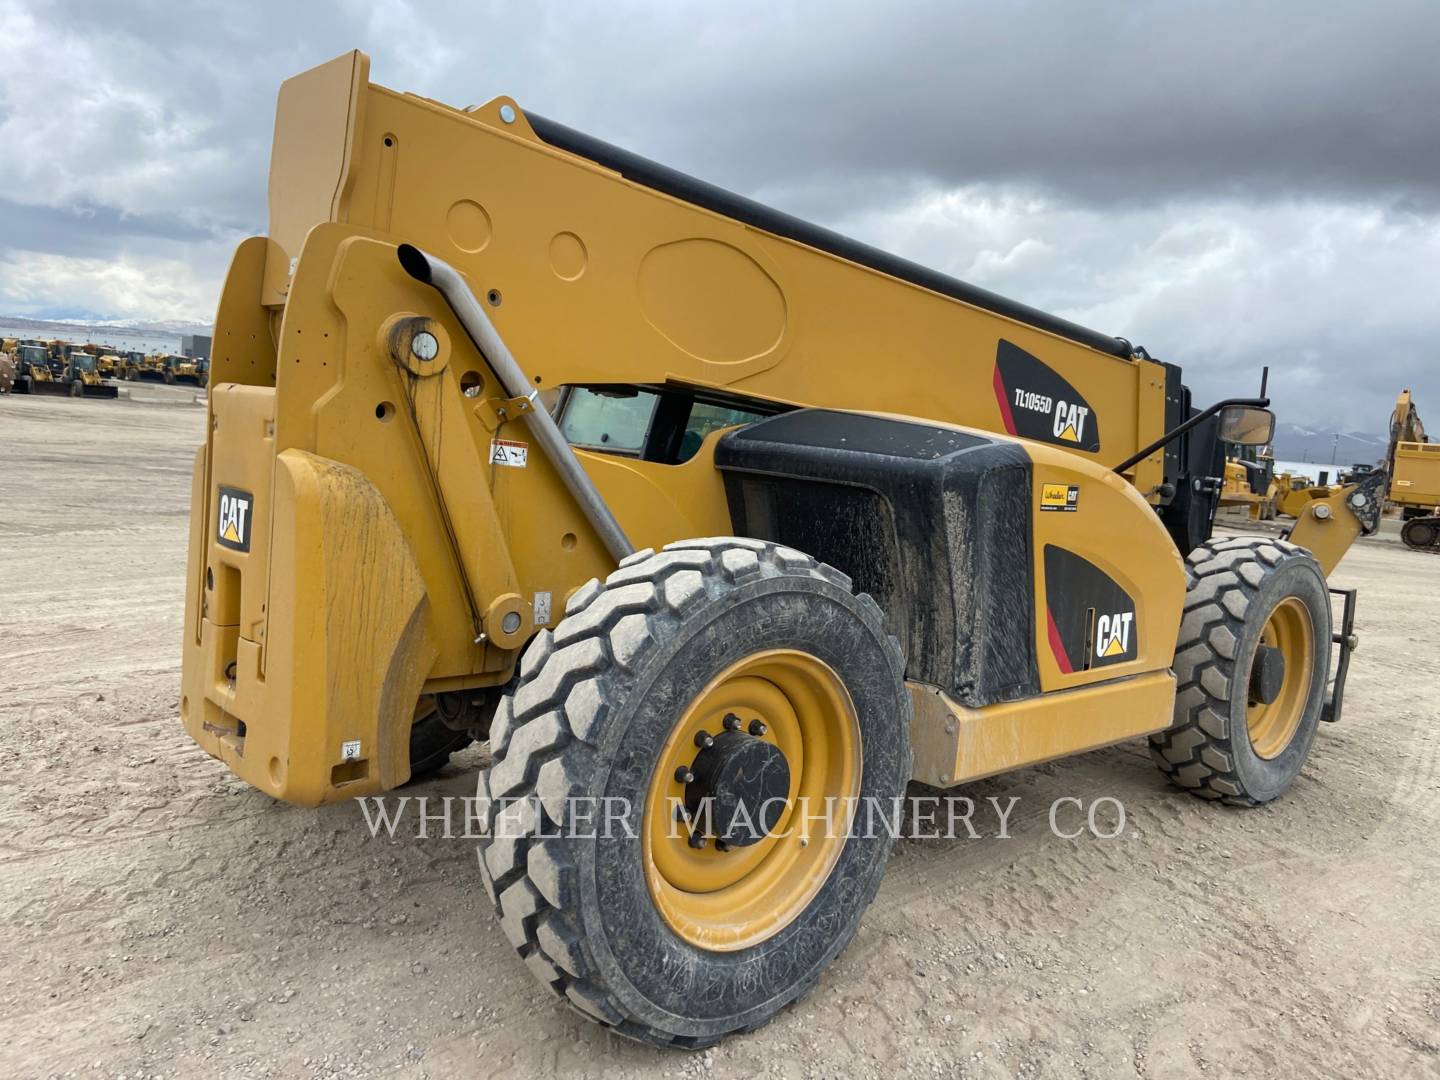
2,0,1436,432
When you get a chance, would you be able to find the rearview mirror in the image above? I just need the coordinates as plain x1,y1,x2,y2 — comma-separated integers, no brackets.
1217,404,1275,446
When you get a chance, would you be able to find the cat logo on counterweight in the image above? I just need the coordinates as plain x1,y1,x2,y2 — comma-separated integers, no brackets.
216,487,253,552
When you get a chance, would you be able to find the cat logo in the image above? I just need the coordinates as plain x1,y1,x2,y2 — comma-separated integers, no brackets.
1095,611,1134,658
1052,401,1090,444
216,487,253,552
992,340,1101,452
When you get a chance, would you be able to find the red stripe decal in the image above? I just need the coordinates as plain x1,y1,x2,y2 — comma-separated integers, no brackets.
992,364,1018,436
1046,607,1073,674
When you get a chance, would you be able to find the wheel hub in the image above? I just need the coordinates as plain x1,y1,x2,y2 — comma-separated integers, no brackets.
684,716,792,848
1248,644,1286,705
1245,596,1315,759
642,649,862,952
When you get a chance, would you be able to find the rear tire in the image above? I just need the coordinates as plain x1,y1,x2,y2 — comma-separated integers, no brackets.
476,538,910,1048
1151,536,1330,805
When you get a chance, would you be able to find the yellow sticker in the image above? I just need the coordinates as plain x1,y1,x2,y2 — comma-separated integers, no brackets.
1040,483,1080,512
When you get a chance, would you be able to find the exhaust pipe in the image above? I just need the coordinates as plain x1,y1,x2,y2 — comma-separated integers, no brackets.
396,243,636,565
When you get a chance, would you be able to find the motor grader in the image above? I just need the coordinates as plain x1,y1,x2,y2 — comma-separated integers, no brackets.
1384,389,1440,550
181,52,1385,1048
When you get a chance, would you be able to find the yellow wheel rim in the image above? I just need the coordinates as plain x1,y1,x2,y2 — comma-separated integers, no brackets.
642,649,861,952
1246,597,1314,759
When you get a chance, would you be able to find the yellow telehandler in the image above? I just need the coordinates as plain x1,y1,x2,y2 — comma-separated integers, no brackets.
180,52,1385,1046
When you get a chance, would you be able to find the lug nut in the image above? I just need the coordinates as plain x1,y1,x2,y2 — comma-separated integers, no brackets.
723,713,742,732
694,731,714,749
674,766,695,784
748,719,767,737
688,831,708,849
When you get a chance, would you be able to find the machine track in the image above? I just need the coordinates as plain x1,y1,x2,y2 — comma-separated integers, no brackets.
1400,515,1440,551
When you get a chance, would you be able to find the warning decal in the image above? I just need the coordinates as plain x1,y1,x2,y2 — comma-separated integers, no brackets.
490,439,528,468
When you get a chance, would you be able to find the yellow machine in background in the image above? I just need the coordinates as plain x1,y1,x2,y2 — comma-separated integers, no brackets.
160,354,209,387
1385,389,1440,550
96,352,123,380
1274,471,1333,519
179,52,1385,1046
11,343,57,392
61,351,120,398
0,339,15,393
1219,455,1278,519
126,353,168,381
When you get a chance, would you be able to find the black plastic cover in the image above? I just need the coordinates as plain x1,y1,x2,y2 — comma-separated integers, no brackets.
716,410,1040,707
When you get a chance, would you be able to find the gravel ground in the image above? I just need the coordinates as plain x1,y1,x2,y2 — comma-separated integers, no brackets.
1,392,1437,1079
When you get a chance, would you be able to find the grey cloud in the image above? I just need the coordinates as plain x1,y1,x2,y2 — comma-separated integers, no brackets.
2,0,1437,429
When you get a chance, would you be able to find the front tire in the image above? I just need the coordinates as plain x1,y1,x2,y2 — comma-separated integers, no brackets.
477,538,910,1047
407,707,474,779
1151,536,1330,805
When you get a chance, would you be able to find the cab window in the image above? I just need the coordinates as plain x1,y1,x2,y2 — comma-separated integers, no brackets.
557,386,774,464
558,388,657,456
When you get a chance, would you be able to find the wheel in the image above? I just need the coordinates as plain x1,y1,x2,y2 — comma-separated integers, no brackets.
477,537,910,1047
198,374,209,388
127,369,137,381
1151,536,1330,805
1402,517,1438,550
163,369,175,384
16,375,31,394
70,379,83,397
406,703,475,779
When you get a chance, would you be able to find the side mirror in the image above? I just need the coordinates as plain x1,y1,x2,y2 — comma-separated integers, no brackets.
1217,404,1275,446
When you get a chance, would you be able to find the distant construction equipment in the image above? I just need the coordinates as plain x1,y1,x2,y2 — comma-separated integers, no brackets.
1385,389,1440,551
0,337,210,397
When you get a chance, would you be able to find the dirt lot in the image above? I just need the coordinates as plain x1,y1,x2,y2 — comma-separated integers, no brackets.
2,391,1438,1080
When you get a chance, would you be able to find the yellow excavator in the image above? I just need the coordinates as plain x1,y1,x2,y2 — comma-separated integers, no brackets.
1385,389,1440,550
180,52,1386,1046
